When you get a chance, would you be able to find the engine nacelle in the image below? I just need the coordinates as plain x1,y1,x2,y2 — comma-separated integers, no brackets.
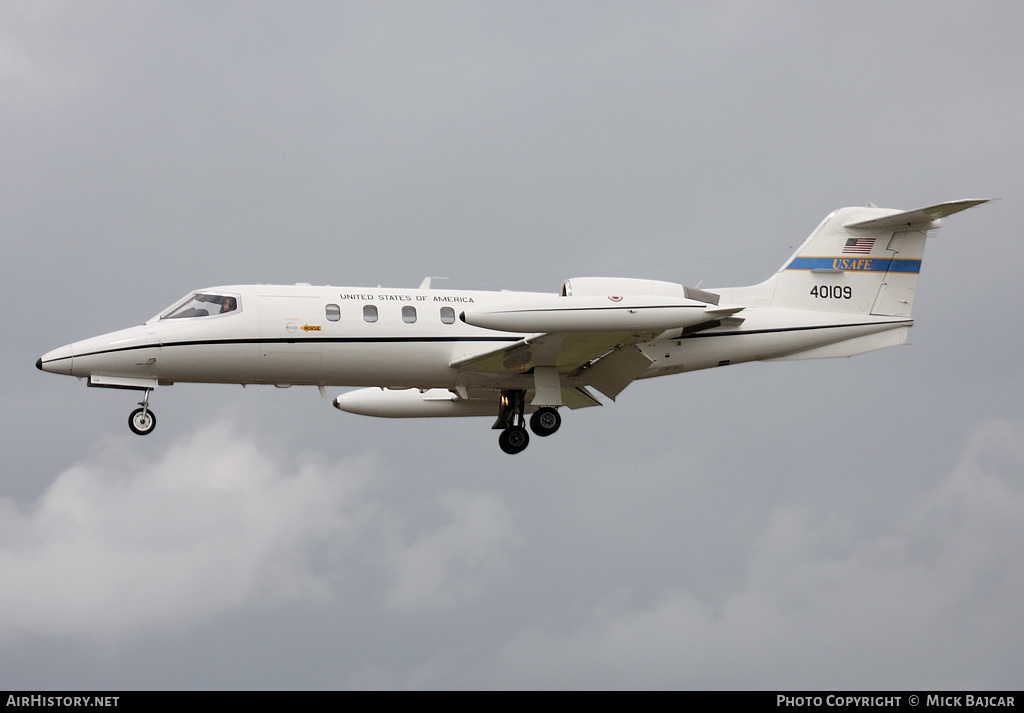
461,294,718,333
560,277,720,305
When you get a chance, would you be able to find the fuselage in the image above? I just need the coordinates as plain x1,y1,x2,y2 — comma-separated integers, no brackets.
38,282,911,392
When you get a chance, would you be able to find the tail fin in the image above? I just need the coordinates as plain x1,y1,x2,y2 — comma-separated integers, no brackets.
766,199,987,317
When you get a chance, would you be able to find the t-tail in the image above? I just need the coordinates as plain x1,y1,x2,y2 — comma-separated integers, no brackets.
760,199,988,317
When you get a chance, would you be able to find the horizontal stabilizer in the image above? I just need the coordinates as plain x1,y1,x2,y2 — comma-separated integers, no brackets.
844,199,989,229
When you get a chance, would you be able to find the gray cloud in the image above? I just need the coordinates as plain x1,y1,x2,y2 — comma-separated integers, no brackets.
4,417,1019,688
385,489,518,612
0,425,368,639
495,419,1024,689
0,425,518,643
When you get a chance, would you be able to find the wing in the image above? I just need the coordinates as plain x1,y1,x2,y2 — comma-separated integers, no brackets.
450,329,661,408
450,291,745,408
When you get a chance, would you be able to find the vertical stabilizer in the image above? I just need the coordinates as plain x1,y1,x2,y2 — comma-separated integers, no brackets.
763,200,987,317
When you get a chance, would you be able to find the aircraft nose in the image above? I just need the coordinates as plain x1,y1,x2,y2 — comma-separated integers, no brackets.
37,344,74,375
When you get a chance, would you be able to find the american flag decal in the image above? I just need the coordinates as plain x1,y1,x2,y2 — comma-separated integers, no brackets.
843,237,875,254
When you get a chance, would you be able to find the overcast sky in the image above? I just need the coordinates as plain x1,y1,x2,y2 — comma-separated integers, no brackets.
3,0,1023,690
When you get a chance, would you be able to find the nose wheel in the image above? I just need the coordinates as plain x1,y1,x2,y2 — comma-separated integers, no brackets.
128,390,156,436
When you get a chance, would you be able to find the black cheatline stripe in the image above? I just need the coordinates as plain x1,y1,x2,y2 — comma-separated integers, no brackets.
67,336,522,361
55,320,910,363
498,305,703,314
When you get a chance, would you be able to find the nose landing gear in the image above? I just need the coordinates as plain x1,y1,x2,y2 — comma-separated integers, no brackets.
128,390,156,435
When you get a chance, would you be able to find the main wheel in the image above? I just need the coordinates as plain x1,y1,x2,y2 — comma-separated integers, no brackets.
129,408,156,436
498,425,530,454
529,407,561,437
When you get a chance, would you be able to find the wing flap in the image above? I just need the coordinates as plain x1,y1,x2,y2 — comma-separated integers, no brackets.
581,345,653,400
562,385,601,410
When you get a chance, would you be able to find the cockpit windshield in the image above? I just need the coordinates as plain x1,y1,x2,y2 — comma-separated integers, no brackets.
161,293,240,320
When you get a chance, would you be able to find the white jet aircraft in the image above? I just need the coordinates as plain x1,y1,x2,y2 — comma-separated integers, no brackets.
38,200,987,454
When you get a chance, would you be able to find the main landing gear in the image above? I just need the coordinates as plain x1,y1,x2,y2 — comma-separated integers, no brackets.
128,389,156,436
493,390,562,454
529,407,561,437
498,425,529,455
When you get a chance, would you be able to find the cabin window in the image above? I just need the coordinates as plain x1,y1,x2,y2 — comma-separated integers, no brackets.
162,293,240,319
363,304,378,323
440,307,456,324
325,304,341,322
402,306,417,324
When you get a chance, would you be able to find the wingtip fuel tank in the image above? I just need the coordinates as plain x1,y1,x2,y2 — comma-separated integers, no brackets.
334,388,502,418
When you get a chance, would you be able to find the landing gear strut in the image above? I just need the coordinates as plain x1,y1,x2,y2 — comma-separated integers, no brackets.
128,389,156,436
494,389,529,455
